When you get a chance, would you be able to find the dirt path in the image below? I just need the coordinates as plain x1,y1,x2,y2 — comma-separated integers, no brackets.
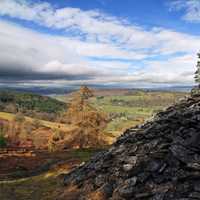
0,160,80,200
0,149,100,200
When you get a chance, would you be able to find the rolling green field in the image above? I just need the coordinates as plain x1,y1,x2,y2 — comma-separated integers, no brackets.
91,91,188,135
55,90,188,137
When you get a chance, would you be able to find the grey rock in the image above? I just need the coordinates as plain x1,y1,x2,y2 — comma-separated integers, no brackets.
63,95,200,200
125,176,137,186
123,164,133,172
126,156,137,165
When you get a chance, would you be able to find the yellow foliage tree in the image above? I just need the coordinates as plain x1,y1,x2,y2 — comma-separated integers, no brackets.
65,86,108,148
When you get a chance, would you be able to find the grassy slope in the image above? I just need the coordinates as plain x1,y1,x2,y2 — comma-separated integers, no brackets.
0,90,66,113
0,169,61,200
0,149,98,200
0,111,114,144
0,112,76,132
51,90,188,136
90,91,188,135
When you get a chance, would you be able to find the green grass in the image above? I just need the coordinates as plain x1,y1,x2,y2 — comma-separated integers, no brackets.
98,104,156,115
70,148,102,162
0,167,62,200
53,90,188,135
89,91,187,134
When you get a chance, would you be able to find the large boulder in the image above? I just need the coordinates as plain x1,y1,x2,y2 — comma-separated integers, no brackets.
62,95,200,200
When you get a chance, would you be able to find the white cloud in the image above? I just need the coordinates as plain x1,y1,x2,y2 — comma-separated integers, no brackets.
0,20,141,78
132,54,196,84
0,0,199,55
89,54,196,85
0,0,199,86
169,0,200,23
42,60,98,76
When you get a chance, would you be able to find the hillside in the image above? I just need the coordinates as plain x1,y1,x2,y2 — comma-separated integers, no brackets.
0,88,191,200
0,111,114,150
0,112,74,132
0,87,116,151
61,94,200,199
55,89,188,137
0,149,99,200
0,90,66,121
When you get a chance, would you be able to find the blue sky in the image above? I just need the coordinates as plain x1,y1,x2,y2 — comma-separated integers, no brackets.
0,0,200,88
49,0,200,35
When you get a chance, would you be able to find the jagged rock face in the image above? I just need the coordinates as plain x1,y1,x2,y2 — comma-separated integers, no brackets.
62,96,200,200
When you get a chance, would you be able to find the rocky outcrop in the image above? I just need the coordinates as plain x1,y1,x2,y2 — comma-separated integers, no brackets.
62,95,200,200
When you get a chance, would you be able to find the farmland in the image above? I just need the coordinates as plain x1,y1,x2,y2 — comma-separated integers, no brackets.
55,89,188,137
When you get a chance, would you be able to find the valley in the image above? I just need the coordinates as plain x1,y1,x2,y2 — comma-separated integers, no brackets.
55,89,188,136
0,87,188,200
0,0,198,198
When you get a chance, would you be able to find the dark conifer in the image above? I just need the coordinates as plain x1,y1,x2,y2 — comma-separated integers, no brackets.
194,52,200,84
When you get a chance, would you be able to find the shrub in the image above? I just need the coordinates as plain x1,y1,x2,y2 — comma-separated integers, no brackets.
0,134,7,148
194,52,200,84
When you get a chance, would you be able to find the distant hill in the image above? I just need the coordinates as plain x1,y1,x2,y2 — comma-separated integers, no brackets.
0,90,66,121
0,85,193,95
0,86,76,95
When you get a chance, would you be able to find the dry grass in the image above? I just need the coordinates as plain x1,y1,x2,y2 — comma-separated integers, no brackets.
0,162,72,200
0,112,76,132
0,149,99,200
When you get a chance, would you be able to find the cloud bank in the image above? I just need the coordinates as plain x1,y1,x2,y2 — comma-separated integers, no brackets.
0,0,199,87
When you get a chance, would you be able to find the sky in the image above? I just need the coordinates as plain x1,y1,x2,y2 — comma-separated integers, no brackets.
0,0,200,89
